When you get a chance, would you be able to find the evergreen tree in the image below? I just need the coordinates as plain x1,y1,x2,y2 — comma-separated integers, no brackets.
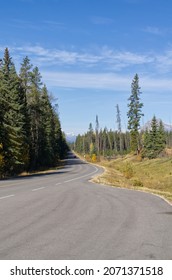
116,104,123,152
27,66,42,169
95,115,99,155
0,48,68,176
116,104,121,132
157,120,166,152
0,59,5,176
75,134,83,154
142,116,166,158
127,74,144,153
52,109,68,160
19,56,33,95
166,131,172,147
0,59,4,145
38,85,56,166
102,128,107,156
142,128,151,158
1,48,29,174
88,123,94,144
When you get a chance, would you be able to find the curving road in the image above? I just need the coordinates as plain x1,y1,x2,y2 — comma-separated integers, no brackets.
0,152,172,260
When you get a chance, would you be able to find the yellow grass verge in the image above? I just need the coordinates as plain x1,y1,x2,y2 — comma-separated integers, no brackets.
91,154,172,204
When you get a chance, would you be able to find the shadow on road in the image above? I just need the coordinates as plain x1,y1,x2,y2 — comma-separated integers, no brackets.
0,152,86,182
65,158,87,166
64,151,87,166
158,211,172,215
0,170,69,182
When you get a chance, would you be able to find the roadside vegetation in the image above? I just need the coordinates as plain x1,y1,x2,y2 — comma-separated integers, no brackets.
0,48,69,178
72,74,172,203
92,153,172,203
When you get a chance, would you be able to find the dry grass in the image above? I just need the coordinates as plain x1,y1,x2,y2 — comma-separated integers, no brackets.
92,154,172,203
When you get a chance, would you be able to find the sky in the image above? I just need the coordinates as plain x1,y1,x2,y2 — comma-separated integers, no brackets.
0,0,172,135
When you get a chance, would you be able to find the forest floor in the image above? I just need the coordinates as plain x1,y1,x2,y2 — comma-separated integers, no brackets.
84,152,172,204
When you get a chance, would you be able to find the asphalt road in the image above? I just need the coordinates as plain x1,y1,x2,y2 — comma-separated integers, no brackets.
0,152,172,260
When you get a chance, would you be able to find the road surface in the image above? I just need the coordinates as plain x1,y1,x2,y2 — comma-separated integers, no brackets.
0,153,172,259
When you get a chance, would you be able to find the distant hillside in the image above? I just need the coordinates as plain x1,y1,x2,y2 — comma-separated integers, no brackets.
141,120,172,132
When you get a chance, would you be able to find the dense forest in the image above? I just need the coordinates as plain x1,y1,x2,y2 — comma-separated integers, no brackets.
1,49,171,178
0,48,68,178
73,74,172,160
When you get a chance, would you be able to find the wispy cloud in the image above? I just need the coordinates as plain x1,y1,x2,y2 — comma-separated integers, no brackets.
100,47,153,67
142,26,172,36
143,26,163,35
42,71,172,92
5,18,65,31
1,44,172,91
6,19,42,31
42,71,132,90
13,45,101,66
2,44,154,70
42,20,65,29
150,49,172,74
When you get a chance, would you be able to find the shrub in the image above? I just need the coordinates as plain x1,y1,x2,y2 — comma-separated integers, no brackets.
92,154,97,162
132,179,143,187
123,162,134,179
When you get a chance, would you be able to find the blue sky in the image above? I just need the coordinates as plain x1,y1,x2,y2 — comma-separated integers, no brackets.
0,0,172,134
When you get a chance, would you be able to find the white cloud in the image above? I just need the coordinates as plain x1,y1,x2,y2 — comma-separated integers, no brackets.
143,26,163,35
141,76,172,91
42,71,131,90
42,71,172,92
4,45,154,70
155,50,172,72
100,48,154,66
1,44,172,91
9,45,101,66
42,20,65,28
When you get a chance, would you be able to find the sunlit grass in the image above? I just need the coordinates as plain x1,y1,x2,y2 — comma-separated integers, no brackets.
93,154,172,203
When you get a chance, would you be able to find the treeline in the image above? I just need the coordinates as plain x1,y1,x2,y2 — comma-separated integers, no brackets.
0,48,68,177
73,122,130,157
73,116,171,159
73,74,172,160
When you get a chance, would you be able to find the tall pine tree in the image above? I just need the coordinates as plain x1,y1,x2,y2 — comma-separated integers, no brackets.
1,48,29,174
127,74,144,154
27,66,42,169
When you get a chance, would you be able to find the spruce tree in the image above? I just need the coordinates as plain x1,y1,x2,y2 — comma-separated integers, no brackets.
142,116,166,158
116,104,121,132
157,120,166,152
95,115,99,155
88,123,94,145
116,104,123,152
52,109,66,160
0,59,4,145
39,85,55,167
127,74,144,153
27,66,42,169
1,48,29,174
102,128,107,156
0,48,68,175
0,59,5,176
19,56,33,95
